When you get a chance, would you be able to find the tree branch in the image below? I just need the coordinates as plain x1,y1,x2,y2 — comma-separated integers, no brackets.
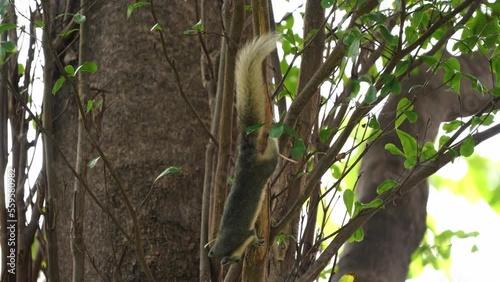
298,122,500,281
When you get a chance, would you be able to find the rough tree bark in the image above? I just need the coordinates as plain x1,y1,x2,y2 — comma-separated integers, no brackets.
46,1,217,280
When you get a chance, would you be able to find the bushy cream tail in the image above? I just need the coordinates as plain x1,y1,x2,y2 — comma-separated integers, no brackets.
235,33,280,157
235,33,280,129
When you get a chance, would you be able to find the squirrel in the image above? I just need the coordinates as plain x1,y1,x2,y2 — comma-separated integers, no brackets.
208,33,280,265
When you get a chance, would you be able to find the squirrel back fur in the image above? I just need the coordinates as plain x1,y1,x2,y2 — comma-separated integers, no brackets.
208,33,280,264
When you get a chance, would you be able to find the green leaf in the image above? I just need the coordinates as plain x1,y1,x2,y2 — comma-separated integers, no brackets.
471,244,478,253
331,164,341,179
3,51,15,66
471,114,494,128
183,20,204,34
460,136,475,157
442,57,461,92
280,63,299,96
364,11,388,24
461,72,485,94
321,0,335,8
454,35,477,53
379,25,397,46
412,11,425,28
275,233,296,246
492,86,500,97
343,30,357,46
0,41,16,52
127,2,150,19
364,85,377,104
397,130,418,168
350,80,360,98
385,143,405,158
338,273,357,282
0,23,16,34
381,75,401,96
349,227,364,242
397,129,418,158
319,127,334,143
151,23,162,31
295,172,305,180
192,19,204,31
438,135,450,148
58,28,79,38
347,38,360,59
442,120,463,133
449,73,462,93
278,15,294,30
404,26,419,46
363,198,384,209
87,156,101,168
245,123,265,135
54,12,74,20
34,21,45,28
396,98,413,128
52,77,66,94
359,74,372,84
404,158,417,168
64,65,75,76
397,97,413,111
343,189,355,216
422,142,438,161
18,64,25,75
75,62,98,74
481,114,494,126
86,100,93,113
455,230,479,238
269,123,284,138
352,201,363,217
73,13,86,24
368,115,379,129
154,166,180,183
283,124,300,139
376,179,399,194
283,29,297,46
394,60,410,76
290,139,306,159
405,111,418,123
419,55,438,66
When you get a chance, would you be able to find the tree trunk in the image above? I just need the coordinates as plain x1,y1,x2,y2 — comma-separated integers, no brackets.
47,1,217,280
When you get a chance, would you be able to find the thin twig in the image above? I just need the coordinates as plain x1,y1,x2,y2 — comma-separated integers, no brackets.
149,1,218,146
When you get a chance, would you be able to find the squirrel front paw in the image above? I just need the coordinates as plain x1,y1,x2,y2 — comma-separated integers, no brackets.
254,238,265,247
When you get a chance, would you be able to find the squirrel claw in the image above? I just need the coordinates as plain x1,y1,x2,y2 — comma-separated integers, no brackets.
254,238,265,247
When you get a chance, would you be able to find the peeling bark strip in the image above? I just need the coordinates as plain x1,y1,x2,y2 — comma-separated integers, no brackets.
332,53,500,281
